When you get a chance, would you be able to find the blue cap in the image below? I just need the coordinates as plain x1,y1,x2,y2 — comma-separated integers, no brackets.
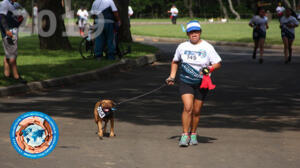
186,21,201,33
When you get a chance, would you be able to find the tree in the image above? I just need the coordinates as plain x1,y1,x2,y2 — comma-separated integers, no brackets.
227,0,240,20
283,0,292,8
113,0,132,42
64,0,72,18
184,0,194,18
37,0,72,50
292,0,296,10
218,0,229,19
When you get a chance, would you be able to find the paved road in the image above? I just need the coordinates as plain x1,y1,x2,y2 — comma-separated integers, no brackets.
1,42,300,168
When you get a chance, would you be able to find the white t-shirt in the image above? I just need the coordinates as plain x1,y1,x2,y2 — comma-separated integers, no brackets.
128,6,133,16
90,0,118,15
173,40,222,73
33,6,38,17
280,16,299,34
77,9,89,20
276,6,285,14
170,7,178,16
249,15,268,32
0,0,15,15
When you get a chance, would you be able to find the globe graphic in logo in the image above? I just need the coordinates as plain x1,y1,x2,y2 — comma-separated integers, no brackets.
22,124,46,147
10,112,59,159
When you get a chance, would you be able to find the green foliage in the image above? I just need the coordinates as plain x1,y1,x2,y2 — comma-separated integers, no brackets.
130,19,300,46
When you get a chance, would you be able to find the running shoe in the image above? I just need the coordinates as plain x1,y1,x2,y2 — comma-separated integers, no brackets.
189,133,198,145
179,133,190,147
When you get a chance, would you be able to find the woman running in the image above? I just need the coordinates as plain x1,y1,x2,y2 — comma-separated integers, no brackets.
166,21,222,147
249,8,269,64
280,8,299,64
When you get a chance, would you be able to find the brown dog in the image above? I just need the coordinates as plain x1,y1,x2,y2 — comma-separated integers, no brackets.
94,100,116,139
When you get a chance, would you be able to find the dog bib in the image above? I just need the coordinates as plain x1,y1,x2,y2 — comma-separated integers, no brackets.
97,106,106,119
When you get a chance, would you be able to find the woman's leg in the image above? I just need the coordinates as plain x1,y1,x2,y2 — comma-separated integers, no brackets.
190,99,204,133
181,94,194,134
258,38,265,63
3,58,10,77
288,39,294,62
253,39,258,59
282,37,289,62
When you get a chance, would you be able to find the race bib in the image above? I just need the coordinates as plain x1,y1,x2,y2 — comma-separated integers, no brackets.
97,106,106,119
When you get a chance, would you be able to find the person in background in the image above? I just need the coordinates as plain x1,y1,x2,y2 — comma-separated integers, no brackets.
276,2,285,20
90,0,121,60
128,5,133,19
280,8,299,64
32,3,38,34
168,5,178,25
249,8,269,64
0,0,26,83
128,5,133,27
77,6,89,37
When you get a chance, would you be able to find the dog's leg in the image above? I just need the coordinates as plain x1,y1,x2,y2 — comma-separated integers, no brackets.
97,120,103,139
109,118,115,137
103,121,107,134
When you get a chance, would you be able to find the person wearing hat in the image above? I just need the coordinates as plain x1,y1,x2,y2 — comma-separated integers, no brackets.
166,21,222,147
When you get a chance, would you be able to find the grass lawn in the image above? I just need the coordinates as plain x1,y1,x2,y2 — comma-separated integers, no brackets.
131,18,250,23
0,36,157,87
131,20,300,46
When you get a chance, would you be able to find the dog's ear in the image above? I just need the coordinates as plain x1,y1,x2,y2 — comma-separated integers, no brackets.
98,100,103,106
111,100,116,107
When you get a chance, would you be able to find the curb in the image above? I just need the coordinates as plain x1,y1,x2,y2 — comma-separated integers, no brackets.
0,54,156,97
133,35,300,51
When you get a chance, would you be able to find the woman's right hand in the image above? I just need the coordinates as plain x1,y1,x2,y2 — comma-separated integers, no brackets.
166,77,175,86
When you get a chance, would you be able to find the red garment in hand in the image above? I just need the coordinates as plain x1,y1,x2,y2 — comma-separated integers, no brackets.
200,75,216,90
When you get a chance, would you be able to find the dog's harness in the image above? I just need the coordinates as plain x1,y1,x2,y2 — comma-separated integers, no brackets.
97,106,116,119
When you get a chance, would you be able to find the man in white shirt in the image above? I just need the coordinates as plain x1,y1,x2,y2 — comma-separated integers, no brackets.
128,6,133,18
276,2,285,19
32,3,38,34
168,5,179,24
90,0,121,60
77,7,89,36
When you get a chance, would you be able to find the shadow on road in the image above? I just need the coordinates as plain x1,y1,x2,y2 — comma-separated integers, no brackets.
1,44,300,133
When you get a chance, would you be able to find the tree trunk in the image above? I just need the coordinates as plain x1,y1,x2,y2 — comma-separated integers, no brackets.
64,0,72,18
298,0,300,8
227,0,240,20
184,0,194,18
218,0,229,19
283,0,292,8
236,0,241,6
37,0,72,50
292,0,296,10
113,0,132,42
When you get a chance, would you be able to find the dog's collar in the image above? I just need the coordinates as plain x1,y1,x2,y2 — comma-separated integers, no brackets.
97,106,116,119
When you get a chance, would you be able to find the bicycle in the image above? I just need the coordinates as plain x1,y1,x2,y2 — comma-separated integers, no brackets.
79,23,131,60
